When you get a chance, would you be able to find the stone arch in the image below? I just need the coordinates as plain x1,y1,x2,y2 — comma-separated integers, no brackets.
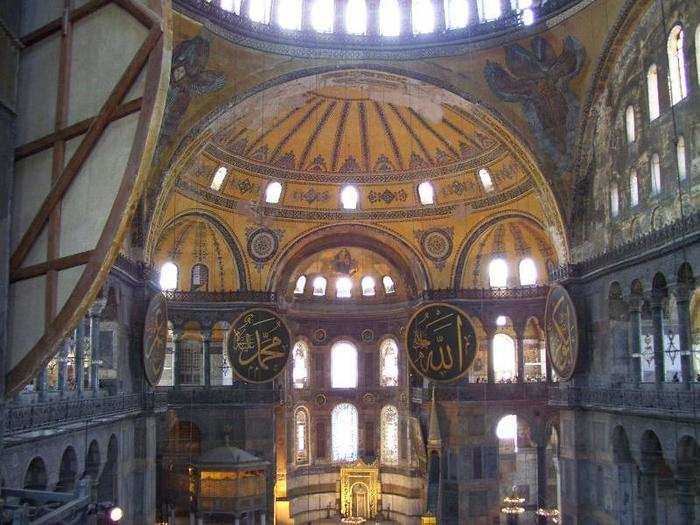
608,281,628,321
98,435,118,504
612,426,634,465
56,446,79,492
23,457,48,490
84,440,101,482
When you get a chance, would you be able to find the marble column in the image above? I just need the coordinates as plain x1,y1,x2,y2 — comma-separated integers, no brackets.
88,299,106,394
202,328,212,387
628,296,643,385
536,443,547,512
75,321,86,395
650,295,666,386
487,332,495,384
515,326,525,383
639,469,657,525
172,328,183,387
57,338,69,397
675,283,694,386
36,366,47,402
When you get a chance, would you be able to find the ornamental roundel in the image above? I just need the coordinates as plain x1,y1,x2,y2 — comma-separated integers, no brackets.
142,292,168,387
420,229,453,262
227,308,292,383
247,227,278,263
361,329,374,342
545,284,579,381
313,328,327,344
405,303,477,382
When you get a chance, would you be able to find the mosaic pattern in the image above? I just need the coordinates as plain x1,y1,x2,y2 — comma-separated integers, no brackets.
416,228,454,269
246,227,280,265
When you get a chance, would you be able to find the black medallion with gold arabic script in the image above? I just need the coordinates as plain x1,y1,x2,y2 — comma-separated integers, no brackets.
143,292,168,386
405,303,476,382
545,284,579,381
227,308,291,383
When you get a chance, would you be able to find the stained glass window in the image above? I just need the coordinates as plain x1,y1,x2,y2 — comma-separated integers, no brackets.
313,276,327,296
380,338,399,387
292,341,309,389
332,403,358,462
294,275,306,294
383,275,396,294
295,407,309,463
381,405,399,465
361,276,376,296
336,276,353,298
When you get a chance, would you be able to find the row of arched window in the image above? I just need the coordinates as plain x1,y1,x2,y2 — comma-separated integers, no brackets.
488,256,538,287
292,338,399,388
159,262,209,291
294,274,396,297
211,0,538,37
294,404,400,465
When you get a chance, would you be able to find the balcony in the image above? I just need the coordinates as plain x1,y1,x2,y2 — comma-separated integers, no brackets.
421,382,550,403
162,385,279,406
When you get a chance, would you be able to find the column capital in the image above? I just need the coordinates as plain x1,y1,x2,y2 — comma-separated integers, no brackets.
675,282,694,303
201,328,213,343
88,298,107,317
628,295,644,312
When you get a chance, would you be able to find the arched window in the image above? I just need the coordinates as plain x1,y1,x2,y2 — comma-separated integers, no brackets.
381,405,399,465
668,26,688,105
488,258,508,287
159,262,178,291
629,171,639,207
380,338,399,386
445,0,469,29
336,276,353,298
478,168,494,192
249,0,272,23
496,315,507,327
493,333,516,381
361,276,376,296
650,154,661,195
294,407,309,464
24,458,48,490
412,0,435,35
191,263,209,291
277,0,302,30
332,403,358,461
677,136,687,180
696,26,700,86
383,275,396,294
294,275,307,294
341,185,359,209
625,105,635,143
478,0,501,22
496,414,518,451
220,0,242,15
379,0,401,36
332,341,358,388
647,64,660,121
346,0,367,35
210,166,227,190
312,276,327,296
265,181,283,203
292,341,309,389
610,184,619,217
518,258,537,286
311,0,334,32
418,181,435,205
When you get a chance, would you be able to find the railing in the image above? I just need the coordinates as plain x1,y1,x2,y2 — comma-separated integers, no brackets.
426,382,550,402
548,385,700,417
163,386,279,405
1,479,92,524
163,290,276,303
425,285,549,301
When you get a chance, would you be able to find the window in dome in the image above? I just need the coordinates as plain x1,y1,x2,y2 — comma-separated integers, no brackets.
610,184,619,217
311,0,334,32
159,262,178,291
361,276,376,296
332,341,358,388
220,0,242,15
677,136,687,180
412,0,435,35
379,0,401,36
650,154,661,195
518,258,537,286
667,26,688,105
647,64,660,121
383,275,396,294
346,0,367,35
341,185,359,209
380,405,399,465
265,181,283,203
625,105,635,143
277,0,302,30
629,171,639,207
312,276,327,296
249,0,272,23
478,0,501,22
295,407,309,463
488,258,508,288
336,276,353,298
332,403,358,462
380,338,399,387
191,263,209,290
292,341,309,389
493,333,516,381
444,0,469,29
210,166,227,191
496,315,507,327
294,275,307,295
515,0,534,25
478,168,494,192
417,181,435,205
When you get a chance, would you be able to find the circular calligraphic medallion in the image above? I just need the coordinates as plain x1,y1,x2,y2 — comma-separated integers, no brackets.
405,303,477,382
545,284,579,381
227,308,291,383
421,229,452,262
143,292,168,386
247,228,278,263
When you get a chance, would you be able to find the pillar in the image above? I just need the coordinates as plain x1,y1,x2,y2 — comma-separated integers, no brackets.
367,0,380,36
676,283,694,386
467,0,479,25
260,511,266,525
335,0,347,33
88,299,106,394
629,296,643,385
36,366,47,402
433,0,446,32
172,328,183,387
515,325,525,383
75,321,86,395
487,332,495,384
650,295,666,387
57,338,69,396
676,476,695,525
202,328,212,387
639,469,657,525
536,443,547,513
545,347,552,383
400,0,411,36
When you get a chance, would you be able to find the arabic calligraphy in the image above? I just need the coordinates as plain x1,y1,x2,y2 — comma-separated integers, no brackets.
545,285,578,381
406,304,476,382
227,309,291,383
143,293,168,386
